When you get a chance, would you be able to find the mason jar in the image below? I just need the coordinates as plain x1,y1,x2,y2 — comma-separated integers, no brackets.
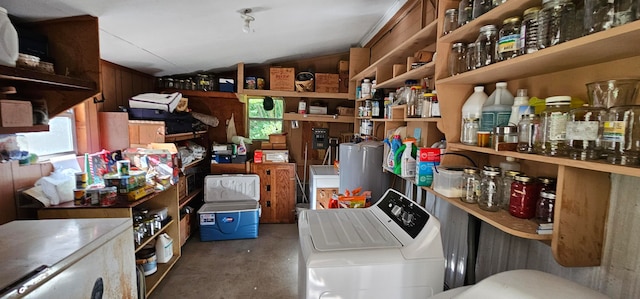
449,42,467,76
602,105,640,165
566,106,607,160
460,167,481,204
501,170,522,210
509,175,541,219
536,96,571,156
478,168,502,212
475,25,498,68
520,7,541,55
517,114,541,153
498,16,522,61
536,191,556,223
443,8,459,35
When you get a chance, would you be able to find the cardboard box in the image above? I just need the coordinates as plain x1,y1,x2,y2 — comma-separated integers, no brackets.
253,150,263,163
262,150,289,163
272,143,287,150
269,133,287,144
337,106,354,116
270,67,295,91
261,142,273,150
314,73,340,93
339,60,349,72
0,100,33,127
339,60,349,93
177,175,187,199
309,106,327,115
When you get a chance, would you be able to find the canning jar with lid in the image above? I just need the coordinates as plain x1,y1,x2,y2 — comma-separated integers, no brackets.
509,175,541,219
478,168,502,212
517,114,541,153
475,25,498,68
460,167,481,204
493,125,518,149
536,191,556,223
538,0,575,49
498,16,521,61
443,8,459,35
458,0,473,26
449,42,467,76
472,0,493,19
538,176,557,195
536,96,571,156
466,43,477,71
501,170,522,210
520,7,541,55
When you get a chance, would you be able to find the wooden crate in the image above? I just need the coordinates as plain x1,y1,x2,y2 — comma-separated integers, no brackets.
269,67,295,91
314,73,339,93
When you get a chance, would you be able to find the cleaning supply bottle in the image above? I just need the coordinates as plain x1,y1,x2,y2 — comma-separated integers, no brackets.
461,86,489,145
508,88,532,126
480,82,514,132
387,135,402,170
499,156,521,175
400,137,417,178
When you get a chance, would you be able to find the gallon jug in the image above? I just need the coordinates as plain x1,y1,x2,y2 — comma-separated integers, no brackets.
400,137,417,178
461,86,489,145
508,88,532,126
480,82,514,132
0,6,18,67
155,233,174,263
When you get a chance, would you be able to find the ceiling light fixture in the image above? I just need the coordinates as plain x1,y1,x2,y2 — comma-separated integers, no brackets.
240,8,255,33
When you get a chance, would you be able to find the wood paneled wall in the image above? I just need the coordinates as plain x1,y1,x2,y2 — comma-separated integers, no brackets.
99,60,155,112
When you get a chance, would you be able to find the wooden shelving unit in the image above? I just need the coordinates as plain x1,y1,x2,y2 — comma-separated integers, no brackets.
0,65,96,90
375,61,436,89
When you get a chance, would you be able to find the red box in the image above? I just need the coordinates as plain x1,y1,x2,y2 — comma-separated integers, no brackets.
254,150,263,163
418,148,441,162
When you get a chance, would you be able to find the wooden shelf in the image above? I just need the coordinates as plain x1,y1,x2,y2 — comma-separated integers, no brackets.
352,19,439,83
376,61,436,89
161,89,238,99
164,130,207,142
182,158,206,171
241,89,350,99
0,125,49,134
404,117,440,122
423,186,551,240
145,254,180,297
448,143,640,178
355,95,373,102
179,187,203,209
0,65,96,90
283,113,354,123
135,219,175,252
437,20,640,85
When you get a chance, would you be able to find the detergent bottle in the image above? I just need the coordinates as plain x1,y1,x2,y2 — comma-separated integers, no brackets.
400,137,417,178
387,135,402,170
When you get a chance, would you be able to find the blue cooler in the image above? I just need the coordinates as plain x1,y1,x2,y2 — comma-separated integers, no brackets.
198,174,260,241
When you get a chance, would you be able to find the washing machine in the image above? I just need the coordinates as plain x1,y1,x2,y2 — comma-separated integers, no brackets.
298,189,444,299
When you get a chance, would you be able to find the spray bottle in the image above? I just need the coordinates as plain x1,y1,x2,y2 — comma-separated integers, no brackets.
400,137,417,178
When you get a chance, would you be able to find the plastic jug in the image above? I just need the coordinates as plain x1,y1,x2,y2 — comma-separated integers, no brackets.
480,82,514,132
0,6,18,67
155,233,174,263
400,137,417,178
508,88,532,126
461,86,489,145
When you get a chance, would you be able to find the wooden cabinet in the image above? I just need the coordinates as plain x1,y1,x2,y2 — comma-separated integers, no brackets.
0,16,100,134
37,186,180,297
251,162,296,223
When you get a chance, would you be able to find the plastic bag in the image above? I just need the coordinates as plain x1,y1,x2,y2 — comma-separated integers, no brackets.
226,114,237,143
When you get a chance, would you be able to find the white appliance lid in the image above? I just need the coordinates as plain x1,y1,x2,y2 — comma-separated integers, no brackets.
311,165,339,176
308,209,401,251
199,200,259,213
204,174,260,202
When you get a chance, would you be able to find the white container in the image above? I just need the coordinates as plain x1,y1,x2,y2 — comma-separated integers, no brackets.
155,233,174,263
0,7,18,67
480,82,514,132
508,88,532,126
461,86,489,145
361,79,372,97
400,139,416,178
129,92,182,112
432,166,465,197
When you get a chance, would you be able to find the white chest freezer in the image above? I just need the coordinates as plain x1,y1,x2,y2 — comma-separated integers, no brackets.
198,174,261,241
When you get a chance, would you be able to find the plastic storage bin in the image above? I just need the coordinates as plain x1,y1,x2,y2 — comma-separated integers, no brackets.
198,174,261,241
431,166,465,197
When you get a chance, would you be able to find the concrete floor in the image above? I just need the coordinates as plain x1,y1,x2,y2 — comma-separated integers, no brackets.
151,224,299,299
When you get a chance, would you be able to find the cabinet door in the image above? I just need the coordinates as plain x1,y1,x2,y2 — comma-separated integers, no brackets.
128,121,165,146
251,163,296,223
251,163,274,223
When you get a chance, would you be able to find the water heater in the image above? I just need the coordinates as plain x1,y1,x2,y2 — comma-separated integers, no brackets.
339,141,391,203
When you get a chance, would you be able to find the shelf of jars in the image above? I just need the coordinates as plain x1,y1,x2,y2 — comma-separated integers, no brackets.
437,18,640,85
283,113,354,123
351,19,439,83
375,61,436,89
241,89,350,99
385,166,550,240
448,143,640,178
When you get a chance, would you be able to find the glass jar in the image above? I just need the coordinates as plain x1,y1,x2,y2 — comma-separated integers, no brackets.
520,7,541,55
538,0,573,49
536,96,571,156
461,118,480,145
614,0,636,26
460,167,481,204
585,0,614,34
473,0,493,19
443,8,459,35
196,74,211,91
517,114,541,153
603,105,640,165
364,100,372,117
538,177,557,195
475,25,498,68
493,0,508,7
406,86,422,118
422,92,434,118
458,0,473,26
164,77,174,89
501,170,522,210
566,106,607,160
478,168,502,212
509,175,541,219
449,42,467,76
466,43,477,71
498,16,521,61
536,191,556,223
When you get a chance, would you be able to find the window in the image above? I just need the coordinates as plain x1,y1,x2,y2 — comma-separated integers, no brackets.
247,97,284,140
20,110,77,159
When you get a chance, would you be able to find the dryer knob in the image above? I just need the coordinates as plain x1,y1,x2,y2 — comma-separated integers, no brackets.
402,212,414,226
391,205,403,217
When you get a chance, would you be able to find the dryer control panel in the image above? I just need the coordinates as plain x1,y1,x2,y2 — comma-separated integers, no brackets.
376,189,430,239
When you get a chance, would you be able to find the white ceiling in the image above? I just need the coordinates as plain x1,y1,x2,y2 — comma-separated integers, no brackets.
0,0,405,77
